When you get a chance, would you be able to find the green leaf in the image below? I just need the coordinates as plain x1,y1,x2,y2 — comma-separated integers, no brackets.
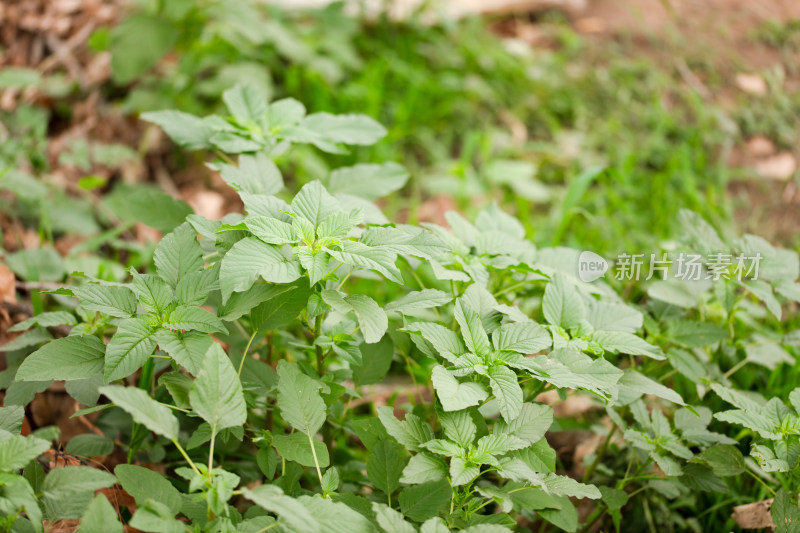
292,180,342,227
223,83,267,124
745,279,782,320
0,433,49,470
219,237,301,302
16,336,105,381
492,321,551,354
431,365,488,411
384,289,451,314
110,14,176,84
189,343,247,433
488,365,523,422
450,456,479,486
617,369,685,406
543,473,601,499
155,329,212,375
438,410,476,449
399,479,451,522
158,372,193,409
99,385,179,440
65,434,113,457
475,433,527,458
6,247,65,282
115,464,182,515
246,216,298,245
591,330,664,360
680,463,726,492
535,349,623,398
665,348,708,382
175,267,217,307
423,439,464,457
9,311,76,332
360,226,446,259
647,280,698,308
273,433,330,468
104,316,158,382
217,284,291,321
326,162,409,201
163,305,227,334
217,152,283,196
296,247,330,286
250,282,312,334
276,361,326,435
0,406,25,433
401,452,448,484
300,112,387,146
265,98,306,131
693,445,745,477
404,322,467,360
495,402,553,445
326,240,403,284
510,440,557,473
377,406,434,452
210,131,261,153
665,321,728,348
132,272,174,314
129,500,185,533
242,485,320,533
139,110,213,150
322,289,388,344
73,285,137,318
301,495,376,533
373,502,416,533
76,495,123,533
454,300,491,356
368,439,408,497
316,210,363,240
105,184,194,233
772,489,800,533
586,301,642,333
543,273,585,329
154,222,204,287
42,466,116,520
745,341,794,370
353,336,394,386
321,467,339,494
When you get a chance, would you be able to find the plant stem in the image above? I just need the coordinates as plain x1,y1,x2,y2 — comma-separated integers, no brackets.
746,468,776,496
172,439,201,476
314,315,325,375
265,332,274,431
312,314,332,450
582,425,617,483
307,431,324,486
238,329,259,377
208,427,216,476
724,358,749,379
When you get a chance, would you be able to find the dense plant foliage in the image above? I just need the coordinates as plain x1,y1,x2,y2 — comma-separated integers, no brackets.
2,83,800,532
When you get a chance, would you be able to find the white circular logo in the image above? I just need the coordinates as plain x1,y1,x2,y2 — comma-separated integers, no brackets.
577,251,609,282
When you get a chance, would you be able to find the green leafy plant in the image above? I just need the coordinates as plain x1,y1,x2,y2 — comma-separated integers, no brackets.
2,83,800,533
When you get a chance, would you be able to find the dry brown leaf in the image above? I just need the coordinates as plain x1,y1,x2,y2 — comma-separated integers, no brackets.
735,73,768,96
418,195,457,227
746,136,777,158
732,498,774,529
185,190,226,221
574,17,606,34
0,264,16,304
45,519,80,533
755,152,797,181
